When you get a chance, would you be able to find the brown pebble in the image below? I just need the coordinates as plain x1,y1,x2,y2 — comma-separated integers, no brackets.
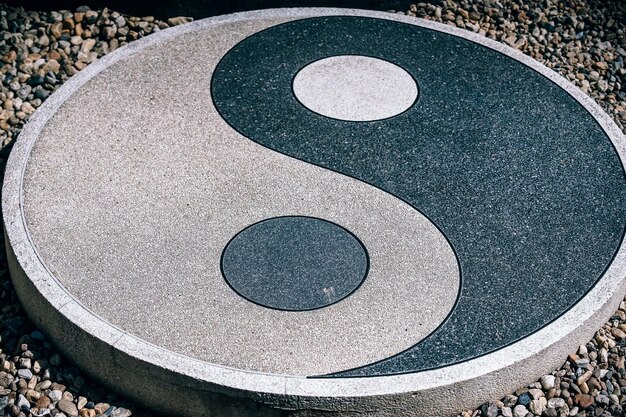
594,61,608,71
611,328,626,339
36,396,51,408
102,26,117,40
587,377,601,390
43,59,60,74
577,370,592,385
1,50,16,64
49,22,63,39
48,50,61,61
57,399,79,417
94,403,109,414
50,383,66,391
77,396,88,410
25,389,40,401
63,17,75,30
80,409,96,417
167,16,193,26
575,393,595,409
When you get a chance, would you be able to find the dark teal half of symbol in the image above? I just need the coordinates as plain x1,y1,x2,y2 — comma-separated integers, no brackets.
210,16,626,377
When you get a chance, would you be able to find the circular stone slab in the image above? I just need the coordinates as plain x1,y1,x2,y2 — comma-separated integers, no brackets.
3,8,626,417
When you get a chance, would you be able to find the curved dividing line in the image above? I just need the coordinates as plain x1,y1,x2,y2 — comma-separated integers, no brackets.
209,15,626,379
208,16,465,376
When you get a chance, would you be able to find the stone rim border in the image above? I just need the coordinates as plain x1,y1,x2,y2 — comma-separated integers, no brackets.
2,6,626,413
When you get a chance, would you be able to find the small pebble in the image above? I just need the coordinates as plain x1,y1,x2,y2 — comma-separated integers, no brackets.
513,404,528,417
540,375,556,390
48,390,63,402
575,393,595,409
57,399,79,417
17,369,32,380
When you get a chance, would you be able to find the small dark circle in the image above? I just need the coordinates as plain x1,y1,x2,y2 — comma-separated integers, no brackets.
221,216,369,311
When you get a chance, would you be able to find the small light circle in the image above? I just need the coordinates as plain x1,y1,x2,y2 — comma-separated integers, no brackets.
292,55,418,121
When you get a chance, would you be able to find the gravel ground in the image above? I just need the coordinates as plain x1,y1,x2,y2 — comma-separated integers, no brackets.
0,1,624,417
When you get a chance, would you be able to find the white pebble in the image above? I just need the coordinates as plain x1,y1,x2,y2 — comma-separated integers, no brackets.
540,374,556,390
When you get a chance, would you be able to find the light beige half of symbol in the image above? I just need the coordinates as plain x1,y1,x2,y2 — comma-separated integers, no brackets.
20,19,459,376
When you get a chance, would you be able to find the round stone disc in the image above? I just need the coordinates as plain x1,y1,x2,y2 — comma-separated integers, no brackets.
3,8,626,417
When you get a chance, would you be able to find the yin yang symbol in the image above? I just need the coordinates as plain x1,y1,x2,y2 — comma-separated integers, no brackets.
210,16,626,377
15,12,626,382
